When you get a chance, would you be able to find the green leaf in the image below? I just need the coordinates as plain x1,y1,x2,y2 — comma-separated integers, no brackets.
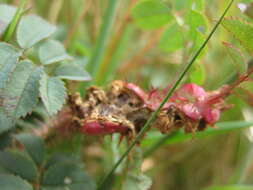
42,161,96,190
0,47,18,132
186,10,208,37
222,18,253,55
203,185,253,190
222,41,247,74
0,110,13,134
15,133,45,165
173,0,204,11
186,10,208,54
0,174,33,190
0,4,17,35
39,40,72,65
0,43,21,90
186,10,208,57
0,150,38,181
54,62,91,81
131,0,173,29
39,74,66,115
189,62,206,85
159,22,184,52
1,60,43,118
17,15,56,49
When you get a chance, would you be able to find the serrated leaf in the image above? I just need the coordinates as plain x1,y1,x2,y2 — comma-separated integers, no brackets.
0,4,17,35
39,40,72,65
203,185,253,190
0,109,14,134
39,74,66,115
42,161,96,190
159,22,184,52
2,60,43,119
222,41,247,74
0,150,38,181
54,63,91,81
17,15,56,49
0,46,32,134
15,133,45,165
0,43,21,90
222,18,253,55
0,174,33,190
131,0,173,29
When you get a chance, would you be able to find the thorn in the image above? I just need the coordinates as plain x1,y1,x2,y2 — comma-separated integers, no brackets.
118,135,124,146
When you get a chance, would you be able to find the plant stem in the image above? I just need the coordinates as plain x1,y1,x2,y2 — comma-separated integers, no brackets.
2,0,27,42
96,0,234,189
95,0,137,85
86,0,118,79
48,0,63,24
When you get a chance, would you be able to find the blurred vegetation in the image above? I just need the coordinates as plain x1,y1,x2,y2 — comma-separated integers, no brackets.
1,0,253,190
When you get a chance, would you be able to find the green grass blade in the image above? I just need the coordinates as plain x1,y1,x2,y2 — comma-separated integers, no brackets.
2,0,27,42
96,26,132,86
96,0,234,189
86,0,118,79
143,121,253,157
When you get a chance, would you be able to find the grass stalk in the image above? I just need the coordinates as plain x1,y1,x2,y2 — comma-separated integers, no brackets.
48,0,63,24
96,0,234,189
86,0,118,79
2,0,27,42
95,0,137,85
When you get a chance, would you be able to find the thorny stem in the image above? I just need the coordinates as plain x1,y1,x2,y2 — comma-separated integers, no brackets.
207,66,253,104
96,0,234,189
